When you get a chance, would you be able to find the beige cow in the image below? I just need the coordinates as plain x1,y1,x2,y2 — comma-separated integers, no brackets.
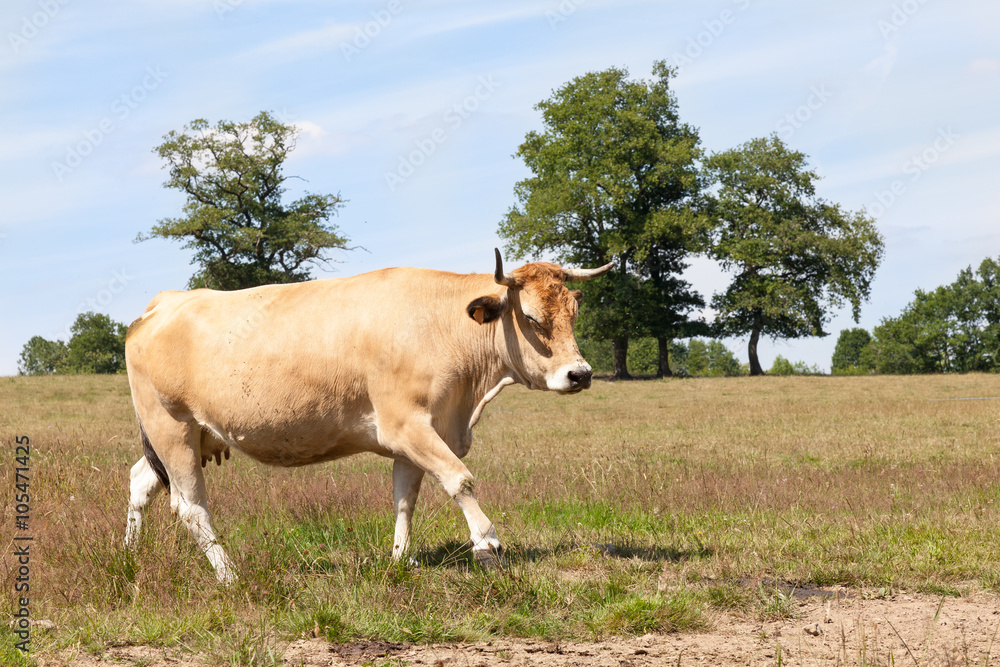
123,250,612,583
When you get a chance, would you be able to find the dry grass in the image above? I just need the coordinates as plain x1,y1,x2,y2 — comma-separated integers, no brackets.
3,373,1000,663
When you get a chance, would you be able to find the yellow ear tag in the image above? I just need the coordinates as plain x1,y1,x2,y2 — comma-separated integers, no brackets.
473,307,485,325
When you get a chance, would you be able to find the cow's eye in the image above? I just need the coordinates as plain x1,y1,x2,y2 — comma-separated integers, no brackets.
524,314,542,328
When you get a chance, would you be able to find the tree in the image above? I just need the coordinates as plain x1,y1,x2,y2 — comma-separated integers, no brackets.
769,355,822,376
636,241,710,377
703,136,884,375
499,61,704,380
831,328,872,375
140,111,351,290
18,336,68,375
702,339,747,376
17,312,127,375
575,273,647,378
64,312,127,374
669,339,745,377
858,315,922,374
860,258,1000,374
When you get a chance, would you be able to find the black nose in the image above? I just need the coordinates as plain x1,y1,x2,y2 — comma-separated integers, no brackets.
567,368,592,390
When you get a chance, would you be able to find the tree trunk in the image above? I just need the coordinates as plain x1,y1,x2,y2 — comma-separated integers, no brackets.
657,337,672,378
612,338,631,380
748,325,765,376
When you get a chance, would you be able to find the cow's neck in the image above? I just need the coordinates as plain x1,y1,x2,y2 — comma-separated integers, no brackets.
455,313,517,431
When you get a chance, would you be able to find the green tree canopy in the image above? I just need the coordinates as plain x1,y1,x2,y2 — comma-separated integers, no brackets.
670,339,746,377
499,61,705,379
860,257,1000,374
18,312,126,375
636,243,711,377
577,337,745,377
768,355,823,376
140,111,352,290
18,336,68,375
703,136,884,375
831,327,873,375
64,312,127,373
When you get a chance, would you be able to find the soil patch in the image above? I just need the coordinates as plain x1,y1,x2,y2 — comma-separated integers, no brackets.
49,589,1000,666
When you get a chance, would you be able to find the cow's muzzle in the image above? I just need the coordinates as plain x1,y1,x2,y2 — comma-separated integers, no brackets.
566,368,593,392
547,363,594,393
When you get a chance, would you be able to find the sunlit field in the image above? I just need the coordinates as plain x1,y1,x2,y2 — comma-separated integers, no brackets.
3,373,1000,664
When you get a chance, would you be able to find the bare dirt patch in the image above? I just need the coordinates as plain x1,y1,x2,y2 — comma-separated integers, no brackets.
50,589,1000,666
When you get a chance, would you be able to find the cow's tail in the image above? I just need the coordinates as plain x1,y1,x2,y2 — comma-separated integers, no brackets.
139,419,170,490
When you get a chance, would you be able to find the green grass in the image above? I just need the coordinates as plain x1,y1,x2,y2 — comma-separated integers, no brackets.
4,373,1000,660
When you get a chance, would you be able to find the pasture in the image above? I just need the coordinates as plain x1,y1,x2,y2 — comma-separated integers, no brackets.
3,373,1000,665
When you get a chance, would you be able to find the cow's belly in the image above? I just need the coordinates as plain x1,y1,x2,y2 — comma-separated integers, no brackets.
196,407,384,468
159,356,388,467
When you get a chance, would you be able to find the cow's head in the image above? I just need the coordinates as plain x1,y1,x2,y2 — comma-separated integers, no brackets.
467,249,613,394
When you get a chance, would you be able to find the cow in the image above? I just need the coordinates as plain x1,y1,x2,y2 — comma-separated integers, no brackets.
123,249,613,583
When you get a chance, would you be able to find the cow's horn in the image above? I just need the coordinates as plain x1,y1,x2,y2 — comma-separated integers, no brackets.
494,248,519,288
564,260,615,282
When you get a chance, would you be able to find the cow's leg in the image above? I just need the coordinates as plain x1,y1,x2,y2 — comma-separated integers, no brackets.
140,409,237,584
380,416,502,565
169,425,236,584
391,459,424,561
453,485,503,566
124,456,164,548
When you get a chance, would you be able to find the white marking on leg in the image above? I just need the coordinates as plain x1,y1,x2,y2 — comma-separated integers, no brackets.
124,457,164,548
391,459,424,561
171,424,237,584
175,496,237,584
448,475,501,555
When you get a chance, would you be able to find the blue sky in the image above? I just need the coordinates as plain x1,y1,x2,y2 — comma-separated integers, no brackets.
2,0,998,375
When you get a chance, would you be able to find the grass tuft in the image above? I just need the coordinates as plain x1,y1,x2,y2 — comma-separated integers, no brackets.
597,592,706,635
286,606,353,643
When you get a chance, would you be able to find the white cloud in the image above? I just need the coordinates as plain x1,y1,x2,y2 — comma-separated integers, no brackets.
293,120,327,140
970,58,1000,73
286,122,371,161
407,0,644,39
671,26,865,89
409,6,545,38
238,23,356,62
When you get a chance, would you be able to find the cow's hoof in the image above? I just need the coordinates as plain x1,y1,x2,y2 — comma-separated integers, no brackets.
473,544,505,569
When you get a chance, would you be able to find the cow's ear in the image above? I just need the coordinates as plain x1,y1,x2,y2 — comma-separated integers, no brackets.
467,295,505,324
570,289,583,303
